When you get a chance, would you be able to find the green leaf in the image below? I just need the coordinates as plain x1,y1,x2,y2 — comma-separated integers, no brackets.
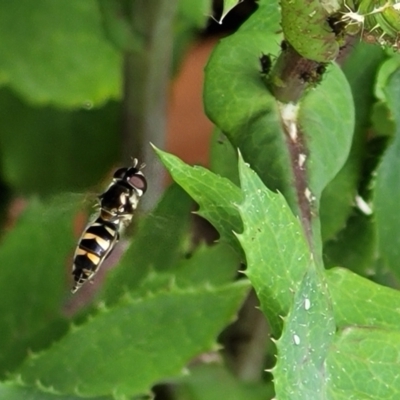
0,196,79,376
0,381,111,400
326,327,400,399
298,64,354,200
173,242,240,287
327,268,400,331
209,129,240,187
100,183,193,303
156,149,316,335
323,213,376,276
320,43,385,241
134,242,240,296
275,267,400,398
326,268,400,400
281,0,338,62
371,100,396,137
154,147,244,258
0,88,119,195
235,155,312,335
178,0,212,28
374,67,400,279
204,3,354,255
176,363,274,400
16,282,250,399
0,0,120,107
97,0,144,53
274,267,335,398
204,2,288,198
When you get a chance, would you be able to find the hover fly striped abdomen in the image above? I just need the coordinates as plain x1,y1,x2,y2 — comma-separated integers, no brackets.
71,159,147,293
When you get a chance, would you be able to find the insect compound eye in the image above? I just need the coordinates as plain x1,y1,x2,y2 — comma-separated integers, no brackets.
128,173,147,194
113,167,127,181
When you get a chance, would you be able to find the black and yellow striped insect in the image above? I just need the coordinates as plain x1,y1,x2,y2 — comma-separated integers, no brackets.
71,159,147,293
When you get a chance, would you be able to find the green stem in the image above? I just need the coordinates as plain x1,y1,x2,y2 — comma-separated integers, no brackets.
122,0,179,210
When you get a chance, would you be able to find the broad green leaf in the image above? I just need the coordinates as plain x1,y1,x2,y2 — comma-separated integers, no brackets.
204,3,288,199
0,382,111,400
326,327,400,399
235,155,312,334
374,67,400,279
100,183,192,303
17,282,250,399
204,2,354,256
154,148,244,258
281,0,338,62
176,364,274,400
275,267,400,398
320,43,385,241
0,88,119,195
323,213,376,276
0,196,79,376
274,267,335,398
156,149,316,334
327,268,400,331
0,0,120,107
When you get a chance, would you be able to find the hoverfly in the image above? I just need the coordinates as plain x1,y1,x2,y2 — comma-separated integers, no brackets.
71,159,147,293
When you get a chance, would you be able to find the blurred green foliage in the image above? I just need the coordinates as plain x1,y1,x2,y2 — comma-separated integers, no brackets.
1,0,400,399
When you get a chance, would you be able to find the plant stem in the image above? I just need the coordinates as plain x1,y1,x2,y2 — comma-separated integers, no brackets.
122,0,179,210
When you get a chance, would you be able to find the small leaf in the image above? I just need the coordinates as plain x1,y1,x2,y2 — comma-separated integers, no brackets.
16,282,250,398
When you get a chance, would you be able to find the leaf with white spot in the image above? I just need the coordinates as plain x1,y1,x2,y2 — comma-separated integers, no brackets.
273,267,335,398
